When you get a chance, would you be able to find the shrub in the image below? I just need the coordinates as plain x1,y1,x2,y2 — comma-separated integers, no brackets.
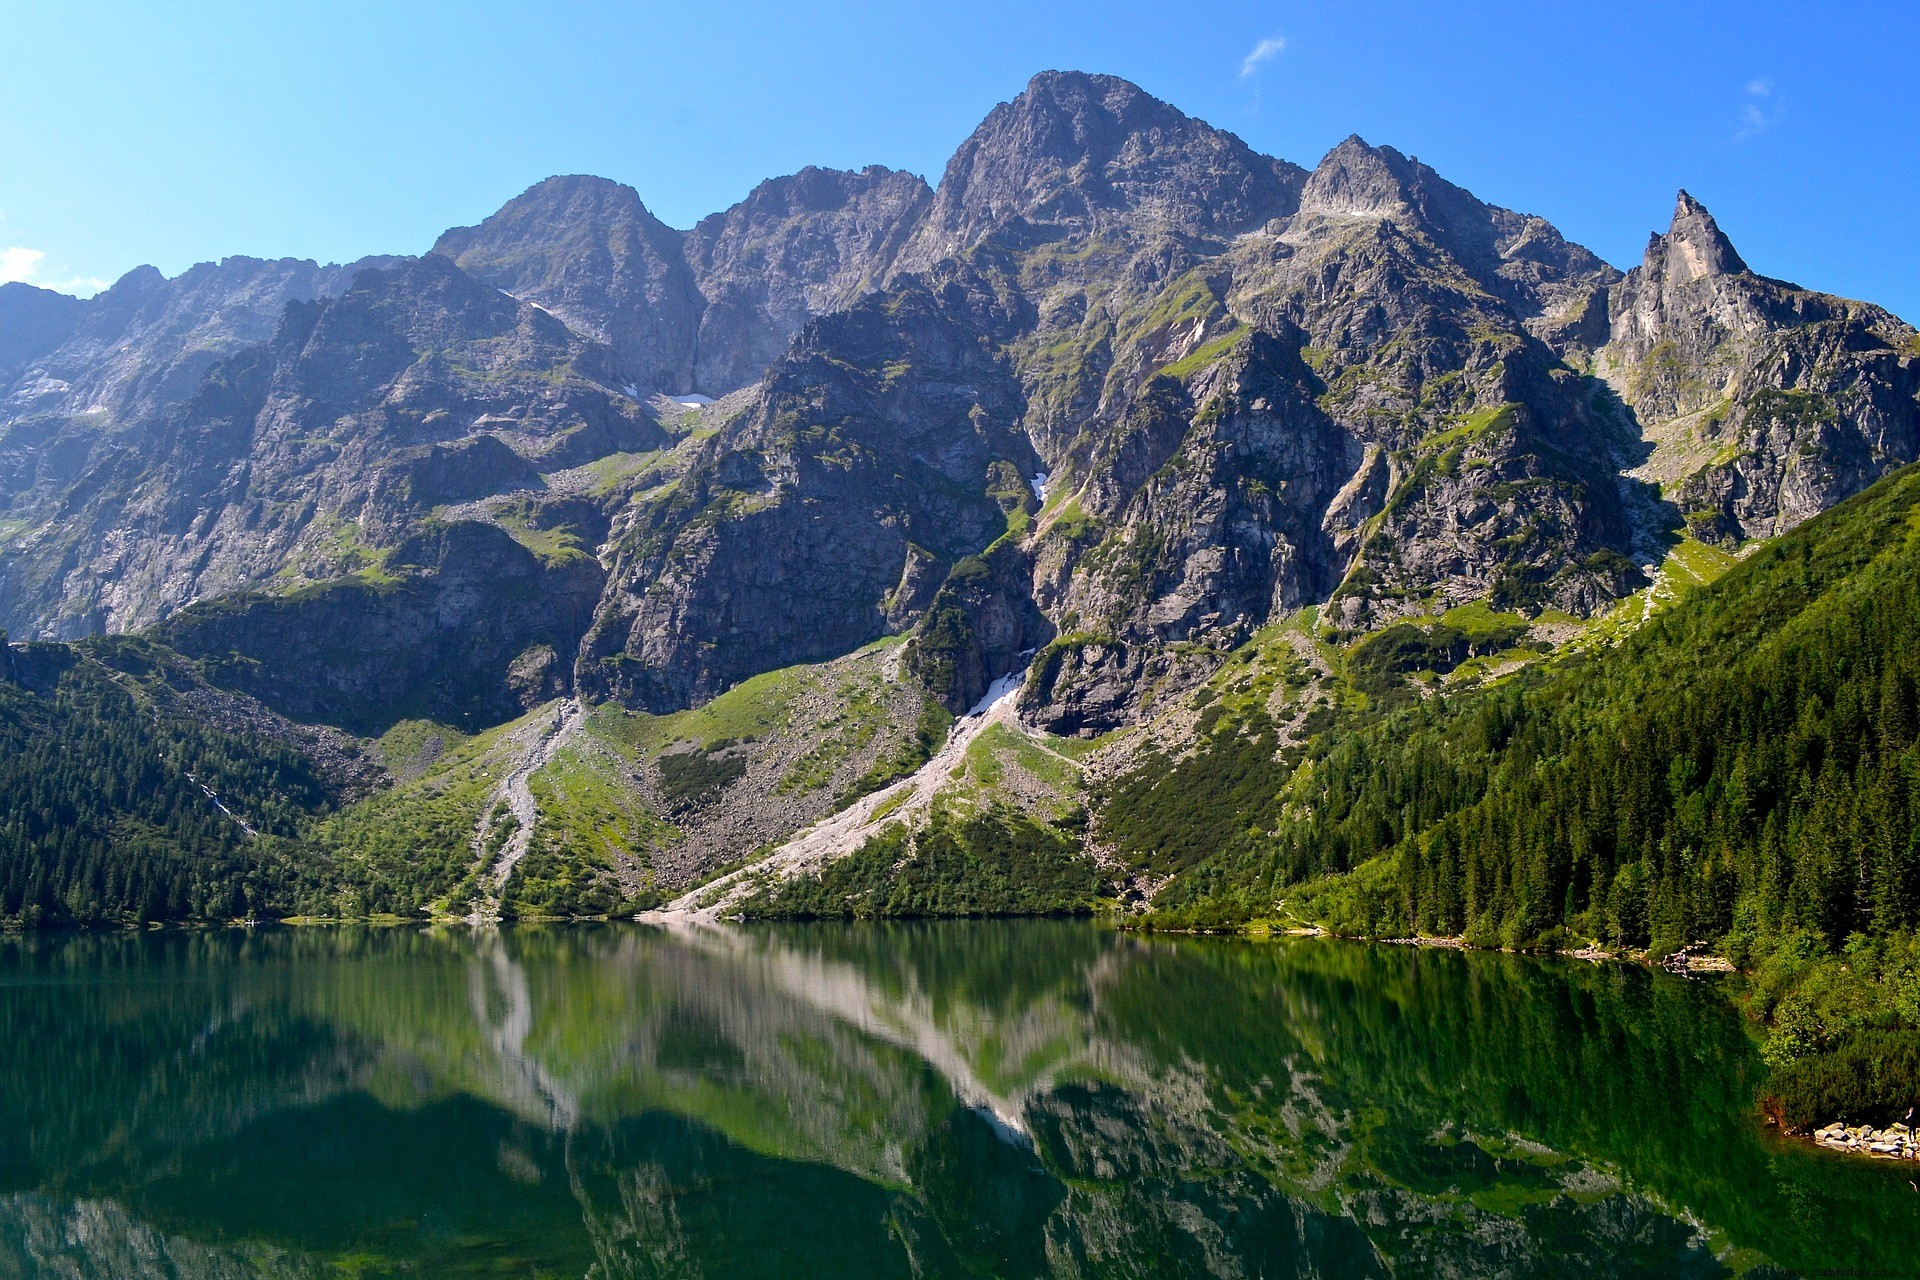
1764,1031,1920,1130
656,746,745,807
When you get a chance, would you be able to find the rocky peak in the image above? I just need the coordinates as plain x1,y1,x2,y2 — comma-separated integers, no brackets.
1605,190,1764,369
1644,190,1748,286
432,174,675,264
1294,135,1498,234
91,264,171,307
1286,136,1618,328
432,174,699,391
1297,135,1420,220
691,165,930,239
45,265,170,361
1598,186,1919,548
895,70,1304,270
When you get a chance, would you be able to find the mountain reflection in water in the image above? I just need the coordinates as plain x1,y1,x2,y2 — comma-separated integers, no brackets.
0,921,1907,1277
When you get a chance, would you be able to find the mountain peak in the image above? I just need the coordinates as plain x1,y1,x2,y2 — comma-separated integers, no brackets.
431,175,666,261
430,173,697,389
895,70,1303,268
699,165,930,229
1014,69,1157,119
1022,67,1132,93
1645,189,1747,283
1299,135,1419,218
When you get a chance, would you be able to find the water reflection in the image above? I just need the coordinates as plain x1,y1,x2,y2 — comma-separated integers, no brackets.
0,922,1908,1277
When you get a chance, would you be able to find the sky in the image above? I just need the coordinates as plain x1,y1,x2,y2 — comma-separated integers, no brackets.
1,1,1915,319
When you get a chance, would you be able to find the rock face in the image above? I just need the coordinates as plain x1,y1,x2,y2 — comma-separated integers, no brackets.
0,285,84,387
576,283,1037,712
994,128,1638,726
0,70,1915,751
433,175,702,393
0,255,397,427
157,520,605,734
685,165,933,392
1598,192,1920,545
1291,137,1619,332
0,253,656,723
434,166,932,396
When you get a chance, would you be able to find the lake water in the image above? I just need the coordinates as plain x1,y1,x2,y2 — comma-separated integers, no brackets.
0,922,1910,1277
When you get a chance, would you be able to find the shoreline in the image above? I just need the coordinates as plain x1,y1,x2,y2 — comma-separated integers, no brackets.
1805,1122,1918,1160
1123,919,1741,971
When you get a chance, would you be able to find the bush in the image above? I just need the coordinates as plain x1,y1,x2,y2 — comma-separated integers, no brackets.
1751,931,1912,1068
657,746,746,807
1765,1031,1920,1130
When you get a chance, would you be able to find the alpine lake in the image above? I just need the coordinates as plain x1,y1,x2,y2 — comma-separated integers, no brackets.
0,921,1911,1278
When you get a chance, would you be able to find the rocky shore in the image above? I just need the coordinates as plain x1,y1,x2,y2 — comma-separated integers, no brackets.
1811,1122,1918,1160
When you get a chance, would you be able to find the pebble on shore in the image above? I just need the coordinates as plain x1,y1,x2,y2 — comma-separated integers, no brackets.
1812,1122,1919,1160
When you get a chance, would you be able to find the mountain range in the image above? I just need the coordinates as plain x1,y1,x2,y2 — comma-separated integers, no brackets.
1,70,1917,930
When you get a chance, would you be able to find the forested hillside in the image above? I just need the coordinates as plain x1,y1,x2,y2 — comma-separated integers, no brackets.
0,638,342,926
1126,461,1920,954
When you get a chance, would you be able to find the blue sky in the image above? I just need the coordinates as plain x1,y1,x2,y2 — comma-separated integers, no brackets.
2,1,1915,319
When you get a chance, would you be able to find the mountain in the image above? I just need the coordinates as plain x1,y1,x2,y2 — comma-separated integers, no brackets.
0,69,1917,929
1113,458,1920,945
0,255,399,428
0,283,84,387
1599,191,1920,545
0,253,649,671
685,164,933,391
575,280,1039,712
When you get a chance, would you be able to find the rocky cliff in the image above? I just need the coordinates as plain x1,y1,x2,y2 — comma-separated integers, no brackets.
0,254,399,429
892,70,1306,272
0,251,657,730
575,281,1037,712
1598,192,1920,545
686,165,933,392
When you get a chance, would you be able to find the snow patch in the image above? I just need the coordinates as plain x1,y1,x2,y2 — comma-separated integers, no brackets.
1029,471,1049,502
673,393,715,408
965,669,1026,719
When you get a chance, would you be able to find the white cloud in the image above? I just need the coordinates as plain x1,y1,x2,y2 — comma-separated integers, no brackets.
1241,36,1286,77
0,245,109,295
1735,78,1780,140
0,246,46,284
